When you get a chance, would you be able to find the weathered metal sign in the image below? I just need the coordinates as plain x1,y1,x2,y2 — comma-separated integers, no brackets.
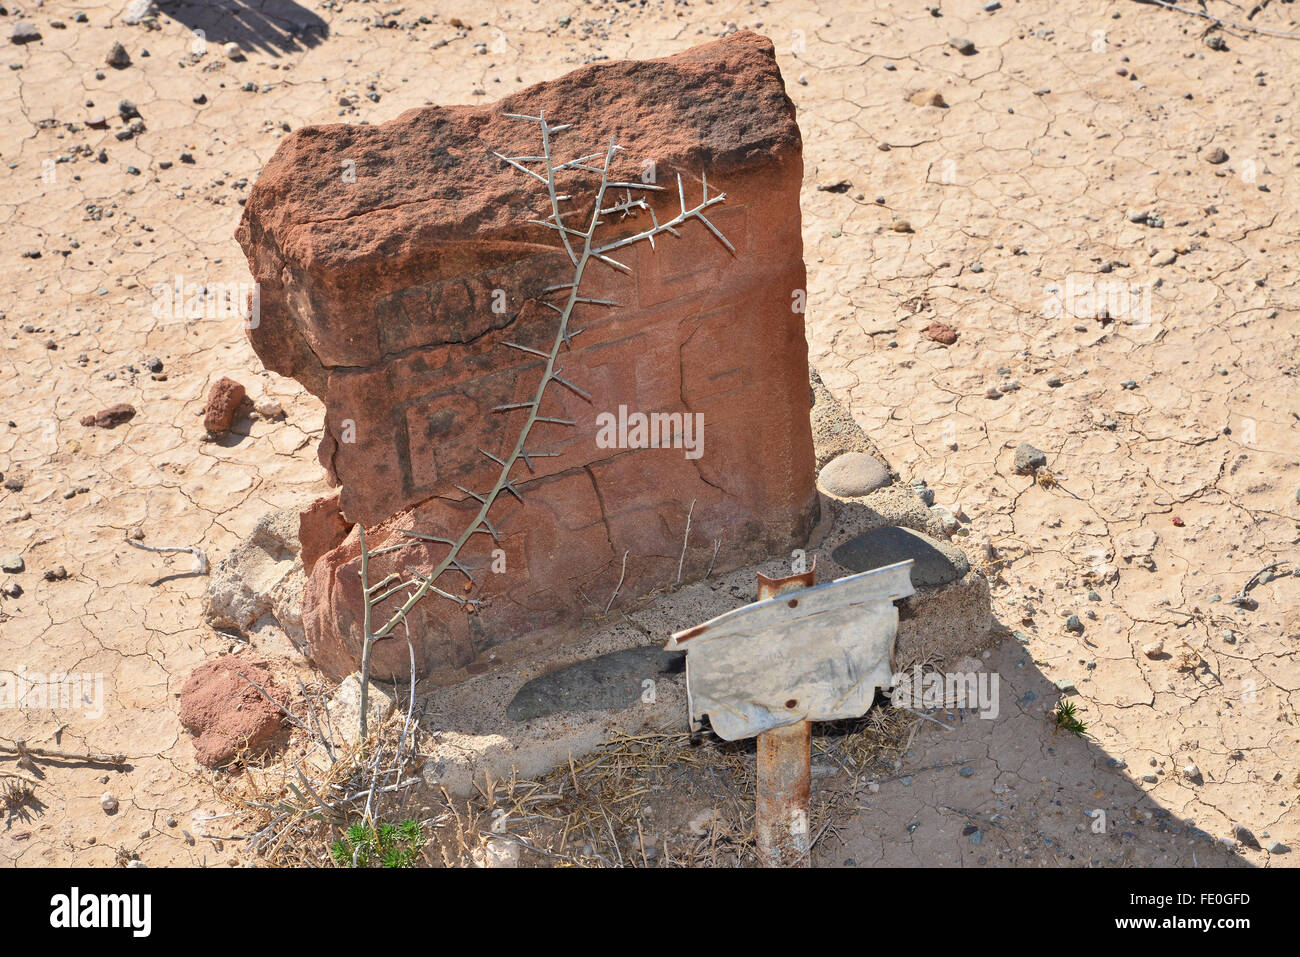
665,559,915,742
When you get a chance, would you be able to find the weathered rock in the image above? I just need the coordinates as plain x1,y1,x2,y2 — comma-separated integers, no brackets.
323,673,398,747
298,493,352,574
817,452,891,497
178,657,286,767
106,42,131,69
237,34,818,681
1014,442,1048,474
204,377,245,434
205,507,304,646
472,837,520,868
11,21,41,44
924,320,957,344
122,0,157,25
253,395,283,418
80,403,137,428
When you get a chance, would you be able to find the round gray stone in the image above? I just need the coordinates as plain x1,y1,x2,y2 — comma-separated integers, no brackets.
818,453,890,497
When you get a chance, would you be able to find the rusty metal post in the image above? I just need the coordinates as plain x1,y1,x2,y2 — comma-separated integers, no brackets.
756,718,811,866
667,556,912,868
754,564,815,867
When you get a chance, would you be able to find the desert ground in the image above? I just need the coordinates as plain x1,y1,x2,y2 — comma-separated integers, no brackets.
1,0,1297,868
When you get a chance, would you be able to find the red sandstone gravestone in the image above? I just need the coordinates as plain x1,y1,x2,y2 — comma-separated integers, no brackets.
236,32,819,682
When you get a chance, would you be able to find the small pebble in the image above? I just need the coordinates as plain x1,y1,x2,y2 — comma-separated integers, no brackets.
106,42,131,69
1233,823,1260,849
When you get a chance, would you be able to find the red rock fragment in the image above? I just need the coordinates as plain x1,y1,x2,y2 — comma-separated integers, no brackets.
80,403,136,428
924,321,958,345
204,377,246,434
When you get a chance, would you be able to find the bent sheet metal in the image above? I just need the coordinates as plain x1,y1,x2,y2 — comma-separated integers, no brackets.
665,560,915,741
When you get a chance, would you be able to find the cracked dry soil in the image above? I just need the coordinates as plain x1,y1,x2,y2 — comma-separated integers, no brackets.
1,0,1297,867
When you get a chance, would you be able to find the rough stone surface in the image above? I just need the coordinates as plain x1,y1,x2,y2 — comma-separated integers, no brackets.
79,403,137,429
203,377,246,434
178,657,286,767
924,320,958,344
122,0,157,26
106,42,131,69
205,507,305,646
11,22,41,45
1013,442,1048,474
298,493,352,575
1232,823,1260,848
239,34,818,681
830,525,971,587
323,672,398,747
818,451,891,497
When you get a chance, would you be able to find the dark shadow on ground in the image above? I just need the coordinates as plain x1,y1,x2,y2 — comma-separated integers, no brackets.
157,0,328,57
811,619,1256,868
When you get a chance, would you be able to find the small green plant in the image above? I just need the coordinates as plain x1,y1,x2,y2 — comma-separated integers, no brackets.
331,818,426,868
1052,698,1088,738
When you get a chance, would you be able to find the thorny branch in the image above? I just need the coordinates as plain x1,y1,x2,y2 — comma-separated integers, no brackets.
354,111,735,738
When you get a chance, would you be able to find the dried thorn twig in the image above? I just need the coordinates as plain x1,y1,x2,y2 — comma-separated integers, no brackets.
604,550,629,614
1227,560,1290,607
1,740,126,767
124,537,208,575
676,499,696,586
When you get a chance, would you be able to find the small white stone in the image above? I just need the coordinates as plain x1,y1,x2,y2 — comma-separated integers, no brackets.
224,42,245,61
100,791,118,813
253,396,282,418
472,837,520,868
122,0,156,26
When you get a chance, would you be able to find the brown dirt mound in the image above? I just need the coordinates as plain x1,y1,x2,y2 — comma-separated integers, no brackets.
178,656,287,768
